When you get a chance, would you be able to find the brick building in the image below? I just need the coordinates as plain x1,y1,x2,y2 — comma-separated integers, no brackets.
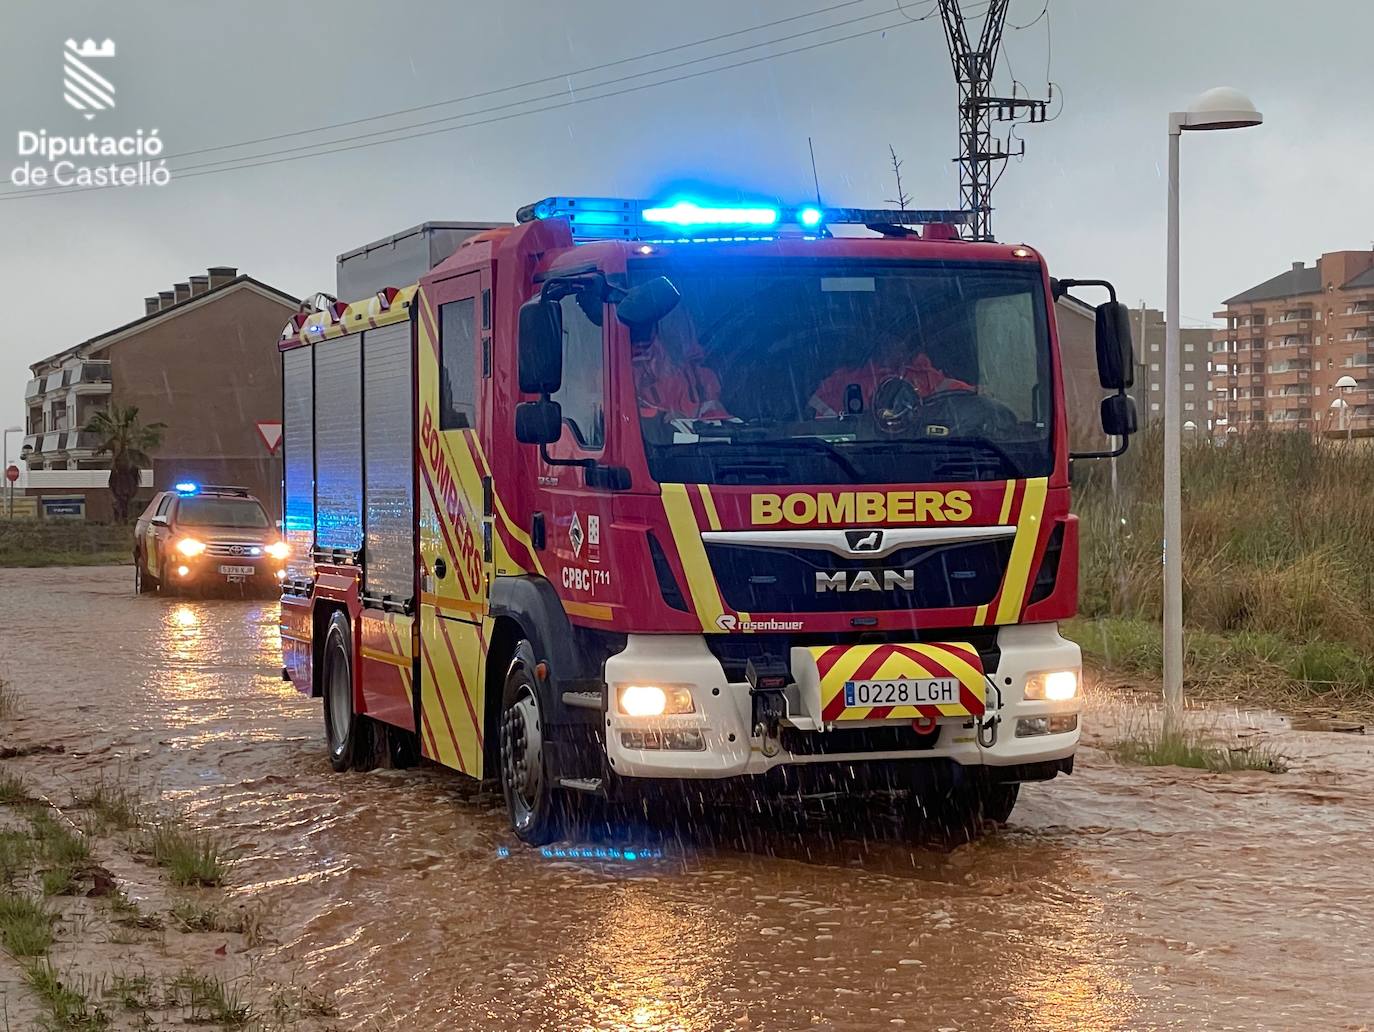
1210,250,1374,437
21,268,298,521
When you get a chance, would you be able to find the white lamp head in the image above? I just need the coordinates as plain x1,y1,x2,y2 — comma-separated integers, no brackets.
1174,87,1263,132
1335,374,1358,390
1331,398,1349,409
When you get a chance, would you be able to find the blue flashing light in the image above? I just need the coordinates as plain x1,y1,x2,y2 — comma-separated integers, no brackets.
174,481,198,494
641,200,779,230
798,206,824,228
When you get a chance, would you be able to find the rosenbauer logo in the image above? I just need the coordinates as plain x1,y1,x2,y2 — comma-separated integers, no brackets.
10,38,171,191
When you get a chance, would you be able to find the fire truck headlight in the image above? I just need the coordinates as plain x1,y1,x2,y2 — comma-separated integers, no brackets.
265,541,290,560
1024,669,1079,702
616,684,695,717
176,537,206,557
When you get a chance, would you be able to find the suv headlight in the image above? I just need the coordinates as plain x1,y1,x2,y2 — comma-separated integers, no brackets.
265,541,290,560
175,537,206,557
1024,669,1078,701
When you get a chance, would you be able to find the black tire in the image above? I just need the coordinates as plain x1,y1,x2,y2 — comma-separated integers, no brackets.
498,641,563,846
911,771,1019,842
134,555,157,594
386,723,422,769
321,611,374,773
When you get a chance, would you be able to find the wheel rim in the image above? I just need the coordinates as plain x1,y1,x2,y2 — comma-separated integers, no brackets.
501,685,543,830
326,643,351,757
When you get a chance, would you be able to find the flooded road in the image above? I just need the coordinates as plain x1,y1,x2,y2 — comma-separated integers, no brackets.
2,566,1372,1031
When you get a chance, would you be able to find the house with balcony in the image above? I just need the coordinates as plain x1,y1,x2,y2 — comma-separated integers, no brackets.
21,267,298,520
1210,250,1374,438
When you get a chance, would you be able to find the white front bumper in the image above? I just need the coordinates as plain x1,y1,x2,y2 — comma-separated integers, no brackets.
602,623,1081,779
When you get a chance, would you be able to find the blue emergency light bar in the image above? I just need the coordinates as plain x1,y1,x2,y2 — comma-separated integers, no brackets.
174,481,198,494
515,196,971,242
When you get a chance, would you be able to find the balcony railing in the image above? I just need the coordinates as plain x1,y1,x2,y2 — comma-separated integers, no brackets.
23,378,42,400
67,361,112,390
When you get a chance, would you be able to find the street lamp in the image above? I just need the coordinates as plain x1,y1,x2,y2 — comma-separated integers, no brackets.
1330,397,1349,439
1335,374,1358,443
1165,87,1263,720
3,426,22,518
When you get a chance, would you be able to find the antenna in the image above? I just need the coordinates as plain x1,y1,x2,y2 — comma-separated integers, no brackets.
937,0,1049,241
808,136,823,208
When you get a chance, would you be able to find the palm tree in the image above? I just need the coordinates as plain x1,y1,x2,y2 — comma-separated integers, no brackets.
84,406,167,522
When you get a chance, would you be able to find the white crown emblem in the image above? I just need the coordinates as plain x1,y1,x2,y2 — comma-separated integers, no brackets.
66,39,115,58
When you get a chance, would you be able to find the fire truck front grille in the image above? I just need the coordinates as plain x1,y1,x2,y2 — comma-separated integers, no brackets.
204,542,264,558
703,539,1013,614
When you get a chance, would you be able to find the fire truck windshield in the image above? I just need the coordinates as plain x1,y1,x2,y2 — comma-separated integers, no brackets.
627,257,1054,485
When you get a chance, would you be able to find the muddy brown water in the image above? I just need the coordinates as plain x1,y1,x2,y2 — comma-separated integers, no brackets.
1,566,1372,1031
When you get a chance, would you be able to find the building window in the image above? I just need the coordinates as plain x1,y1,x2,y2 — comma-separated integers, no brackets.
552,293,606,450
1184,363,1194,372
1151,402,1160,412
1150,363,1160,372
1151,383,1160,392
438,298,477,430
1150,343,1159,353
1185,383,1195,391
1184,343,1194,352
1185,401,1195,411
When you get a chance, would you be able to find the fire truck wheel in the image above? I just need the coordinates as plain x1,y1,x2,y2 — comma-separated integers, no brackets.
322,611,373,773
499,642,563,846
931,775,1019,841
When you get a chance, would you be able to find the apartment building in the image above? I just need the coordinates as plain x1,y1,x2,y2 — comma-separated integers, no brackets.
21,267,298,520
1210,250,1374,437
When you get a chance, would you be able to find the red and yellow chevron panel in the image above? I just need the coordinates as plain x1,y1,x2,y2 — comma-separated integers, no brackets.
811,642,987,722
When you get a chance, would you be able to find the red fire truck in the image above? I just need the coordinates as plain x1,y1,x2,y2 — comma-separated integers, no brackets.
279,198,1135,844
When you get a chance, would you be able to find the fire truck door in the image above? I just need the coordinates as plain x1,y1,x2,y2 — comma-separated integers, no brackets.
416,272,490,778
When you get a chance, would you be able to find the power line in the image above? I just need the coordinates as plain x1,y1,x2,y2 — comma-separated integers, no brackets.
3,15,915,203
167,5,906,177
4,0,877,188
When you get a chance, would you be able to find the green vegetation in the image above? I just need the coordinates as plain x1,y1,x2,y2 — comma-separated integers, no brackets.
72,772,144,831
0,518,133,568
142,818,226,887
21,960,111,1030
166,970,252,1026
0,677,14,719
1074,428,1374,712
0,890,56,955
0,769,35,806
1103,709,1288,773
82,405,166,524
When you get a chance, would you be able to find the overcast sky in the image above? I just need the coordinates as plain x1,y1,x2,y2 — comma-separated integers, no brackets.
2,0,1371,443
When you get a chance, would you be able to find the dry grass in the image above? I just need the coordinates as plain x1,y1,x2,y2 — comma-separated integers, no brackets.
0,678,14,720
141,818,226,888
1074,428,1374,713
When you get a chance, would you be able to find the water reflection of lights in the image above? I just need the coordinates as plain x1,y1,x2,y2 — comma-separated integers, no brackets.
551,884,735,1032
172,605,199,628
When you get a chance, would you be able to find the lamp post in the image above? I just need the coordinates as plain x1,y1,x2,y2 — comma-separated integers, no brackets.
1335,374,1358,443
1165,87,1263,720
3,426,22,518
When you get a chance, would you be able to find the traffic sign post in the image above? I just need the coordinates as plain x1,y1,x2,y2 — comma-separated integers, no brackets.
5,463,18,519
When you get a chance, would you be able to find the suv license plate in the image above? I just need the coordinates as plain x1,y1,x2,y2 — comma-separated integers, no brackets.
218,565,255,576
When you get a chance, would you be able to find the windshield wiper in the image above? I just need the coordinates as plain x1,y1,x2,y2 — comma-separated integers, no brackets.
723,435,865,481
902,436,1024,479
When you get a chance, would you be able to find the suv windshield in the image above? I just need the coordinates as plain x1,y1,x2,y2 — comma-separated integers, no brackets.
629,257,1053,485
176,497,270,529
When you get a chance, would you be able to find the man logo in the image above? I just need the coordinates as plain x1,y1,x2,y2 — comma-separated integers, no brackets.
845,529,884,553
64,39,116,121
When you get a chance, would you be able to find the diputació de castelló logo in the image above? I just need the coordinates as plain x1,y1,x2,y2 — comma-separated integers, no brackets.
9,37,170,190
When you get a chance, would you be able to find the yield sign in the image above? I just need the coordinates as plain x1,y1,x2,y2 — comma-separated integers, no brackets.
256,421,284,455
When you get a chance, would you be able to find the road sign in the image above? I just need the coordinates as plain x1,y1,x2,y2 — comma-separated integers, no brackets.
255,421,283,455
5,464,18,484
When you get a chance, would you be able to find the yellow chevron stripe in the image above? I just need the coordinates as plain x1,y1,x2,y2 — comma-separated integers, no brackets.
661,483,728,632
994,477,1048,624
360,646,410,669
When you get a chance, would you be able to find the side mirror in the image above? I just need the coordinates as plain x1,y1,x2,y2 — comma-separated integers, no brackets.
518,298,562,395
1095,301,1134,390
150,514,169,527
616,276,681,329
515,400,563,445
1101,393,1138,437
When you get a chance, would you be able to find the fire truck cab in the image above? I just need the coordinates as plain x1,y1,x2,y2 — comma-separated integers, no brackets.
279,197,1136,844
